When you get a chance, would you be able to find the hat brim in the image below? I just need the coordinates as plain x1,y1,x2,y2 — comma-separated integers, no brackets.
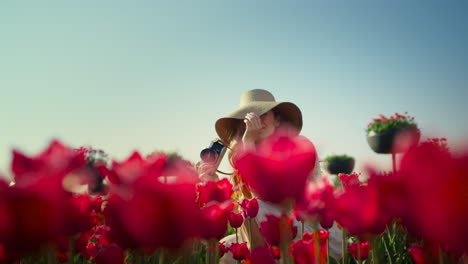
215,102,302,145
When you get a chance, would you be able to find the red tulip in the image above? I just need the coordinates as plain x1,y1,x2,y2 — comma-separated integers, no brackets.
0,177,71,254
197,178,233,206
107,179,201,249
95,226,113,248
243,247,276,264
234,131,317,204
198,202,234,240
348,241,370,260
295,178,336,229
75,230,93,255
290,239,317,264
86,242,99,259
311,229,330,245
338,172,361,189
259,214,298,247
64,194,99,234
408,244,436,264
109,152,165,185
228,212,244,228
270,246,281,259
219,242,229,258
105,152,203,249
11,140,88,191
295,231,329,264
399,144,468,255
241,198,259,218
333,183,391,236
229,242,250,260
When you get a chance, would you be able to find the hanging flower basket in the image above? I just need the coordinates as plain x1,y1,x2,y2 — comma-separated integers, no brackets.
366,113,420,154
324,155,355,175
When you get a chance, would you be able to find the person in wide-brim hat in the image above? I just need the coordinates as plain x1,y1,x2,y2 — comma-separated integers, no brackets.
215,89,303,146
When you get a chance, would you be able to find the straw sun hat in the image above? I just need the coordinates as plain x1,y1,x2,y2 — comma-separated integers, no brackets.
215,89,303,145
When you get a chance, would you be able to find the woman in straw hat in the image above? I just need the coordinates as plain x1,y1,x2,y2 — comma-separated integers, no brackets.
197,89,342,262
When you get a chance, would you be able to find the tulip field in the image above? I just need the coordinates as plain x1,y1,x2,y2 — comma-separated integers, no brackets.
0,132,467,264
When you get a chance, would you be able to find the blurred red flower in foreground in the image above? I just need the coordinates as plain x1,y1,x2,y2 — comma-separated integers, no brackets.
198,202,234,240
11,140,87,186
86,242,99,259
408,244,432,264
105,152,202,249
399,144,468,255
348,241,370,260
333,182,391,236
234,131,317,204
259,214,298,247
0,177,86,255
295,178,336,229
197,178,233,206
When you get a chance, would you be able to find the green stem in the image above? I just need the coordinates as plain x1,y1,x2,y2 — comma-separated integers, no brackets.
314,229,321,264
342,229,348,264
206,243,210,264
280,243,289,264
301,221,305,238
438,246,444,264
357,240,362,264
236,228,239,244
214,240,220,264
370,238,379,264
66,237,74,264
249,218,253,250
197,242,203,264
159,248,165,264
382,231,393,264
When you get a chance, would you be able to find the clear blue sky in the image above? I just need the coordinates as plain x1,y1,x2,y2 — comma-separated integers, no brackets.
1,0,467,179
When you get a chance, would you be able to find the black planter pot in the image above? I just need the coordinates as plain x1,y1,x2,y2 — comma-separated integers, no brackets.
325,159,355,175
367,128,420,154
